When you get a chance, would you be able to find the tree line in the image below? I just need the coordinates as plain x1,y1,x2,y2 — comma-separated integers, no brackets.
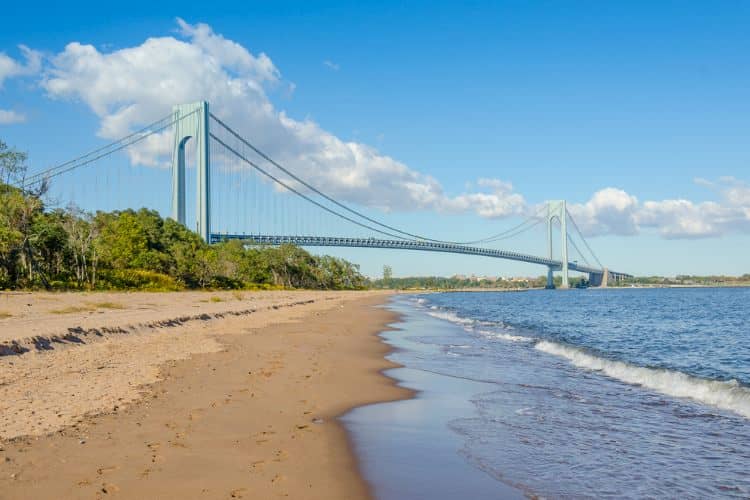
372,274,552,290
0,140,366,291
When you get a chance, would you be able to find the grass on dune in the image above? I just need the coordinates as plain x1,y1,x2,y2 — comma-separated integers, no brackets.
51,302,126,314
90,301,126,310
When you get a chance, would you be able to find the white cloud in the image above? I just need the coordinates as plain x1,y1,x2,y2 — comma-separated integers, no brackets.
0,45,42,87
571,178,750,239
443,179,525,218
40,19,525,217
0,109,26,125
17,20,749,240
637,199,724,239
568,188,640,236
323,60,340,71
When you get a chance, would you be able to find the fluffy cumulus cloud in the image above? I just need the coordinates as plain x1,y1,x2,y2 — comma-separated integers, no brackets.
570,178,750,239
568,188,640,236
0,109,26,125
17,20,750,237
40,19,524,217
0,46,40,126
443,179,525,218
0,45,42,87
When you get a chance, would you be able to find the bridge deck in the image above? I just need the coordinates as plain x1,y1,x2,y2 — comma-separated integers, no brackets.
210,234,631,279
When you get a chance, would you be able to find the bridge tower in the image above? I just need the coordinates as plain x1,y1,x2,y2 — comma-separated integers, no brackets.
171,101,211,242
546,200,569,289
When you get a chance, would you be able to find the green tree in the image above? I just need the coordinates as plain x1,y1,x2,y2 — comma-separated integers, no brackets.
0,137,368,291
0,140,28,186
382,265,393,287
63,207,98,287
0,183,48,287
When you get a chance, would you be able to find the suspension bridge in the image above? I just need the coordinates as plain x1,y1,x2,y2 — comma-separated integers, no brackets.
18,101,630,288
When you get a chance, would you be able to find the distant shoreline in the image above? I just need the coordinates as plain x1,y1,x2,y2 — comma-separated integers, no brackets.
380,283,750,292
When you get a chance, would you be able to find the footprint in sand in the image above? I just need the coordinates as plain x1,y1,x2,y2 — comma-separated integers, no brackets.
230,488,247,498
253,426,276,438
100,482,120,494
249,459,266,471
96,466,117,475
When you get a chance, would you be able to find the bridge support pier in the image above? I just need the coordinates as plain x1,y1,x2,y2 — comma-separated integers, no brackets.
587,268,609,287
171,101,211,241
546,266,555,289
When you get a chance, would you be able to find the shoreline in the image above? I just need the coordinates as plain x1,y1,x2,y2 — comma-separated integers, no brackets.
342,296,524,499
0,291,412,499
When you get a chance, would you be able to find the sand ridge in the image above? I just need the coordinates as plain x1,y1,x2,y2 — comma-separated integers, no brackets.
0,290,390,441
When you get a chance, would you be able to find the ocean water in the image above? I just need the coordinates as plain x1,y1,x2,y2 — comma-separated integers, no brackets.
344,288,750,499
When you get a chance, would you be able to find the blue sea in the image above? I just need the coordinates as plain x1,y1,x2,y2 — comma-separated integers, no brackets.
343,288,750,499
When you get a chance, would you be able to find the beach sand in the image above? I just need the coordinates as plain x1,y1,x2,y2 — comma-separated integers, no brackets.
0,290,409,499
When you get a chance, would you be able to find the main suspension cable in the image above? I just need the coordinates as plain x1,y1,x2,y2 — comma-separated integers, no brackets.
210,133,416,241
18,112,187,189
464,205,548,244
210,113,541,246
566,232,591,267
565,208,603,268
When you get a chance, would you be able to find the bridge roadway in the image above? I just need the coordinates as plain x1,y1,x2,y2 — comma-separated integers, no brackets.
210,234,631,281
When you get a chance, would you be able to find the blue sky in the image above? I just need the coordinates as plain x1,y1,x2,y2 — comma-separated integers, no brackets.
1,1,749,278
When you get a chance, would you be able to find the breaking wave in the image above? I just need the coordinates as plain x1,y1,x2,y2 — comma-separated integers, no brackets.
426,308,532,343
477,329,530,343
535,340,750,419
427,310,476,326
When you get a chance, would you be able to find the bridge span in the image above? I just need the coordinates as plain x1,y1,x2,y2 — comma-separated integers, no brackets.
211,234,632,286
19,100,631,290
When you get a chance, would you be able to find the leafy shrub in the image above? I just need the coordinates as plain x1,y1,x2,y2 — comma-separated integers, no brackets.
96,269,183,291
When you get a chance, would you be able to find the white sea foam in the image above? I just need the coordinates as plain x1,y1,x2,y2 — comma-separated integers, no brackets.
477,329,530,343
427,310,475,325
535,340,750,419
427,309,533,343
515,407,535,416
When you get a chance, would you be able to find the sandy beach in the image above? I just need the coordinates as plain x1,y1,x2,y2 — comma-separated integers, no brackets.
0,290,410,498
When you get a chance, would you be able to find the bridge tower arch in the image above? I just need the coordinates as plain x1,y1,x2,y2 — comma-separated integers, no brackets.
171,101,211,242
546,200,569,289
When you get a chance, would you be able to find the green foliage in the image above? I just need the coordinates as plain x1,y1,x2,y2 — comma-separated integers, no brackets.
0,140,28,185
95,269,183,291
372,275,548,290
0,145,366,291
382,264,393,285
612,275,750,287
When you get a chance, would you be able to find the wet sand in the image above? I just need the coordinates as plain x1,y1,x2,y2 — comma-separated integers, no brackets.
0,291,410,499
